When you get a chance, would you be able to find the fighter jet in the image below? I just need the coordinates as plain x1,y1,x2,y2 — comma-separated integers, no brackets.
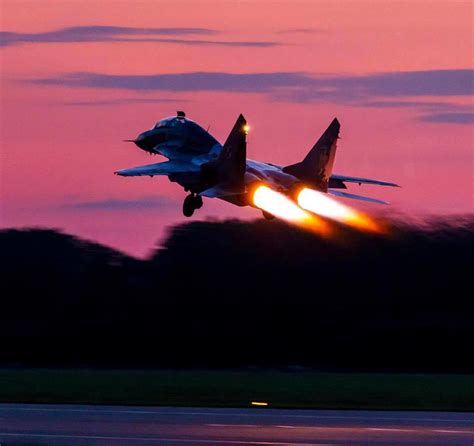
115,111,398,218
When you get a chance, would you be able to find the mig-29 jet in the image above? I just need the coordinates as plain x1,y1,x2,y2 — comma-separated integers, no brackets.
116,111,398,218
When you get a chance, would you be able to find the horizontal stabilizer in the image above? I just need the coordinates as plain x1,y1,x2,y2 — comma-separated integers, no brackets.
328,189,389,205
331,174,399,187
115,161,199,177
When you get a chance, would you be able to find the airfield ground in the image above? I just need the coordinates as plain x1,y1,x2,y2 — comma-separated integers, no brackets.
0,369,472,411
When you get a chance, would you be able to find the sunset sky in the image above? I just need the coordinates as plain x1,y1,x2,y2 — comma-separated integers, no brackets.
1,0,473,256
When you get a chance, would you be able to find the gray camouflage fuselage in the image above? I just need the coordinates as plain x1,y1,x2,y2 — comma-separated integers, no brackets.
116,113,398,216
127,116,304,206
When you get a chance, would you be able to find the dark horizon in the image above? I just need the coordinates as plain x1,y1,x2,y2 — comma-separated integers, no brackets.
4,211,473,260
1,215,473,372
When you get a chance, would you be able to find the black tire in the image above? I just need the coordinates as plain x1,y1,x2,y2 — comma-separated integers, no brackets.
183,195,195,217
193,195,203,209
262,210,275,220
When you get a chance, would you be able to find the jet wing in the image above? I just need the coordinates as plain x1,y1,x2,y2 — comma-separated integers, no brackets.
200,185,246,198
328,189,389,205
331,174,399,187
115,161,200,177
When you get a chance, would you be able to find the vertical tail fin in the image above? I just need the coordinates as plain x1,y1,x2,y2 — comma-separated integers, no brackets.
283,118,340,191
200,114,247,195
218,113,247,184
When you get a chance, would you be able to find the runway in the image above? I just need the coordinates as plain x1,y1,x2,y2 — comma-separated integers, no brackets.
0,404,473,445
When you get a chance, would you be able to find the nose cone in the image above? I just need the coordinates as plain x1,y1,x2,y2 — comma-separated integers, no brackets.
134,132,148,150
125,129,163,153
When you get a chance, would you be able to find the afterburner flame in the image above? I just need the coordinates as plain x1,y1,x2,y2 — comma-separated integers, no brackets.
297,188,383,233
252,185,329,234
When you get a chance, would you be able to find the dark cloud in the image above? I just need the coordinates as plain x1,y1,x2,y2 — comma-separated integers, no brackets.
0,26,279,47
111,38,277,47
275,70,474,101
357,100,473,123
356,70,473,97
358,100,457,109
27,69,473,124
0,26,215,46
58,97,191,106
64,196,177,210
419,112,474,124
29,69,473,98
357,100,473,124
29,71,307,92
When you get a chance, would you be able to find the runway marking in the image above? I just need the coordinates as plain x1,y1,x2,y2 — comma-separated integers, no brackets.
433,429,474,434
367,428,415,432
1,405,473,424
200,423,474,435
0,432,335,445
207,424,259,428
208,424,331,430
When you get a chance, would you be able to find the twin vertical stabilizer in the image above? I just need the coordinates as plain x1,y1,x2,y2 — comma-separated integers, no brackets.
283,118,340,191
199,114,247,197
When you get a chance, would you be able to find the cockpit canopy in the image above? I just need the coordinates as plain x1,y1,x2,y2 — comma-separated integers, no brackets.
153,116,188,130
144,111,219,154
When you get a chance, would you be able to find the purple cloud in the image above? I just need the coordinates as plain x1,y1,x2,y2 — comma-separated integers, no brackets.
57,97,191,106
0,26,279,48
419,112,474,124
29,69,473,97
357,100,473,124
30,71,306,92
26,69,473,123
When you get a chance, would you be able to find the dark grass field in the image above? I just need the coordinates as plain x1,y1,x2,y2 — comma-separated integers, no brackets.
1,369,473,411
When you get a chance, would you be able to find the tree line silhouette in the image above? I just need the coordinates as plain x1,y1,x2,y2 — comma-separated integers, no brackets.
1,216,473,371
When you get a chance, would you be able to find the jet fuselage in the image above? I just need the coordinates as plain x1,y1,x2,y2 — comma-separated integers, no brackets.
116,112,398,218
131,116,303,205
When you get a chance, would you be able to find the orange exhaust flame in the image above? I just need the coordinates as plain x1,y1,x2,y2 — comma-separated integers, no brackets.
297,188,384,233
252,185,330,235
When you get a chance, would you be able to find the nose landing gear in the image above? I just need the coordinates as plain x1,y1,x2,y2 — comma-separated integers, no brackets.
183,194,203,217
194,195,203,209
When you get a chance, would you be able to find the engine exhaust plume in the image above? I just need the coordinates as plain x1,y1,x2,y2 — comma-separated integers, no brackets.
297,188,385,233
252,185,330,235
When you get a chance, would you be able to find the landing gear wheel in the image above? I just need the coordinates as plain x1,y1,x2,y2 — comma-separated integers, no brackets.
194,195,203,209
183,194,196,217
262,210,275,220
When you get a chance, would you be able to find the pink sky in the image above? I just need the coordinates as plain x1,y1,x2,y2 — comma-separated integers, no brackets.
1,0,473,256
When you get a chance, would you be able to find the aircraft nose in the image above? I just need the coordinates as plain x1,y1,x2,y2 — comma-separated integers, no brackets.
134,132,148,149
124,130,156,153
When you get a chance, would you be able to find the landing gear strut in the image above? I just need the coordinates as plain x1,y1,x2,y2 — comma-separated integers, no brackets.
194,195,203,209
183,194,203,217
262,210,275,220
